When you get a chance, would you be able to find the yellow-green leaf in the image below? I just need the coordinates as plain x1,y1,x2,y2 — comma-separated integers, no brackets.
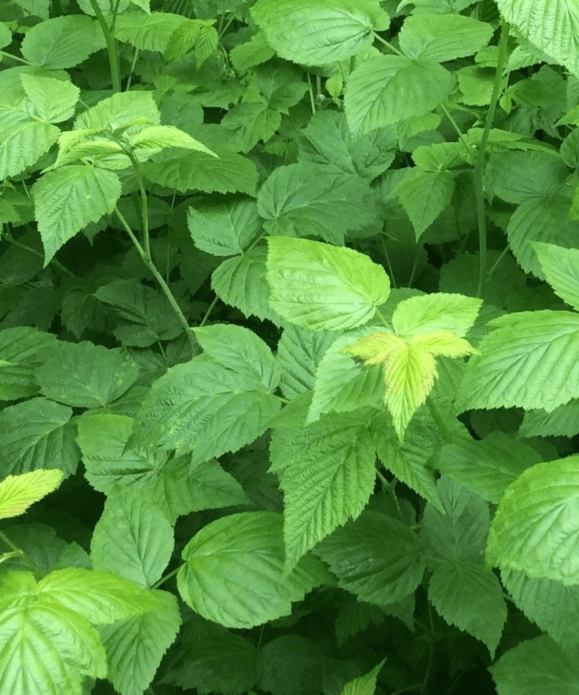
0,469,63,520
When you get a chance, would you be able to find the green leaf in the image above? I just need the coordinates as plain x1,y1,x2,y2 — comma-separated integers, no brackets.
399,14,493,62
0,397,78,478
90,489,174,588
345,55,453,136
251,0,390,66
230,32,276,73
143,148,258,195
99,590,181,695
0,327,56,401
36,567,161,623
128,125,216,157
36,340,139,409
428,561,507,656
0,469,63,520
519,401,579,438
490,635,579,695
20,15,102,68
486,151,568,204
211,246,277,322
193,324,280,391
457,311,579,413
177,511,331,628
257,163,380,244
422,476,490,563
315,510,425,607
390,170,455,240
188,198,262,256
371,410,443,512
20,74,80,123
221,102,282,153
266,237,391,331
95,279,183,347
495,0,579,78
32,166,122,265
0,23,12,49
532,242,579,311
163,614,259,694
277,325,338,400
258,635,324,695
297,110,397,180
502,568,579,647
309,329,385,423
0,602,107,695
114,11,185,52
486,456,579,585
432,436,542,504
132,356,281,463
75,90,160,131
340,660,385,695
270,411,376,571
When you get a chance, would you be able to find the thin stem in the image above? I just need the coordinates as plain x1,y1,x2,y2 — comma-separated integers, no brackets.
375,308,391,330
152,566,180,589
438,103,476,162
199,296,219,327
426,397,453,444
125,48,139,91
88,0,121,92
380,234,397,288
389,686,422,695
0,50,33,65
376,468,391,492
420,603,436,695
407,251,420,288
373,33,404,56
127,152,150,258
487,244,511,279
306,73,316,114
115,208,197,352
474,20,510,298
0,530,44,579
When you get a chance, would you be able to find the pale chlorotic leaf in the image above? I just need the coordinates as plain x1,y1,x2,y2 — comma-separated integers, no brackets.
0,602,107,695
90,488,174,588
257,163,380,245
495,0,579,78
20,74,80,123
99,589,181,695
37,567,161,624
266,237,391,331
432,436,542,504
345,55,453,136
340,659,386,695
0,469,63,520
177,511,332,628
20,15,103,68
486,456,579,585
270,410,376,571
35,340,139,409
315,511,425,607
502,568,579,647
188,198,262,257
390,170,455,240
428,561,507,656
457,311,579,413
0,397,78,478
128,125,217,157
399,13,493,62
532,242,579,311
251,0,390,66
193,323,281,391
74,90,160,131
132,356,281,463
490,635,579,695
392,293,483,338
32,165,122,265
422,476,490,563
308,328,385,423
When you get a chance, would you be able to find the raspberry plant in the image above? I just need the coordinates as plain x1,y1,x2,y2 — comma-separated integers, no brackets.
1,0,579,694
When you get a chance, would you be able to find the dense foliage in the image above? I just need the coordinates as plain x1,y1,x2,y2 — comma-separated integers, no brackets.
2,0,579,693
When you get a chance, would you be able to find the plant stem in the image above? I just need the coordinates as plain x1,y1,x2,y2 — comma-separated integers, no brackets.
380,233,397,288
88,0,121,92
0,50,33,65
127,152,150,258
373,33,404,56
426,397,453,444
474,20,510,298
306,72,316,114
420,603,436,695
438,103,476,162
0,530,44,579
152,566,180,589
199,296,219,327
5,232,75,277
115,208,197,352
